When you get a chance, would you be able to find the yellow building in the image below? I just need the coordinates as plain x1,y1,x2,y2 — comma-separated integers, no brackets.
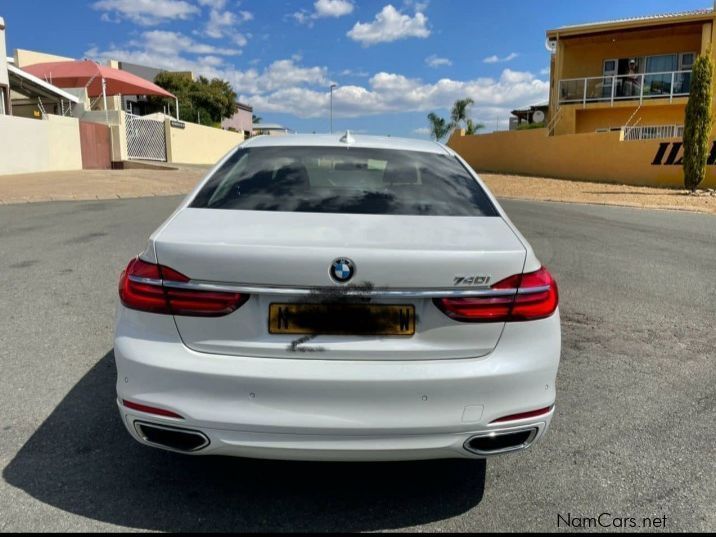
448,7,716,188
547,8,712,139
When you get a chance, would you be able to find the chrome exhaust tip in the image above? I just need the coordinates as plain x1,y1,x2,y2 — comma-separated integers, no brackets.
464,427,538,456
133,421,210,453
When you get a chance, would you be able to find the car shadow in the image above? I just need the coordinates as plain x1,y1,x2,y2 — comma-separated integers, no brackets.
3,350,486,532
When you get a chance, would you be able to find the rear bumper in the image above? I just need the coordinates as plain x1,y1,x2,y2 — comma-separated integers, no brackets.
114,306,560,461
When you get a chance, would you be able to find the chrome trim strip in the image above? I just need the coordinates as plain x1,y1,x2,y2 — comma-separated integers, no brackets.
161,280,520,298
127,275,163,286
517,285,551,295
132,276,551,298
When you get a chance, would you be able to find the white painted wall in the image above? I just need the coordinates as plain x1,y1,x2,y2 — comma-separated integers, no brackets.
0,115,82,175
165,119,244,164
0,17,9,115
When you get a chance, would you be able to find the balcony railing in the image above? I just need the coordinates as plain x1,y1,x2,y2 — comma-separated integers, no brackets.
559,70,692,106
622,124,684,141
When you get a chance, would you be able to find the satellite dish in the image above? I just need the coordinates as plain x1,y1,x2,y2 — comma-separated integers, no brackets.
533,110,546,123
545,38,557,54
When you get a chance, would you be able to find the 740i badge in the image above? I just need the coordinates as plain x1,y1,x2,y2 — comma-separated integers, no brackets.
453,275,491,286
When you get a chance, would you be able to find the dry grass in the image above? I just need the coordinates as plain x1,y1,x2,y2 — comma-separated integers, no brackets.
1,167,714,216
0,166,207,204
480,173,716,215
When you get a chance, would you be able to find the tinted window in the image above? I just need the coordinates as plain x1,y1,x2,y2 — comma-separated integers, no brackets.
191,146,498,217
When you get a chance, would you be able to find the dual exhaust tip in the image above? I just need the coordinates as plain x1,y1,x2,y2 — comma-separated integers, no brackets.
133,421,538,456
464,427,538,456
134,421,210,453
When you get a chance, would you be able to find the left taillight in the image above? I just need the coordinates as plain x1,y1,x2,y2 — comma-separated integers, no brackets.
118,256,249,317
433,266,558,323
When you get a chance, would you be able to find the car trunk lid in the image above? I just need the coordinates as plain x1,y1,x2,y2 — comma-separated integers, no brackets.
153,209,527,360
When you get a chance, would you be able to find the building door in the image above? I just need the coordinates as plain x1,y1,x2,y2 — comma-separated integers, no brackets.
79,121,112,169
676,52,696,94
602,59,618,98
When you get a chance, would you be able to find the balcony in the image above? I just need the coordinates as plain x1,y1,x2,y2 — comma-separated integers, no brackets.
622,124,684,141
559,70,691,106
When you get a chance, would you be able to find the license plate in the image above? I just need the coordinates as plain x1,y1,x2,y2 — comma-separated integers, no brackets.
268,303,415,336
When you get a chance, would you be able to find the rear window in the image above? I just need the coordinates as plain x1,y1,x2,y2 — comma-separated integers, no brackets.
190,146,498,217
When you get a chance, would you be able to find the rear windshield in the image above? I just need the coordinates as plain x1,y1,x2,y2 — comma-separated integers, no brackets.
190,146,498,217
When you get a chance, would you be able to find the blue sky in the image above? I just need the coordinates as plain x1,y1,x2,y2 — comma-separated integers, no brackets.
0,0,709,137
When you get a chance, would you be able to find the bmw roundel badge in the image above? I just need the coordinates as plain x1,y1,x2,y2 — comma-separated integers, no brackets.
330,258,355,283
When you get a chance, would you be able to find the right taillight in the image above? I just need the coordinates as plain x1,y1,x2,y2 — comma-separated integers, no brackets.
434,267,558,323
508,267,559,321
119,256,249,317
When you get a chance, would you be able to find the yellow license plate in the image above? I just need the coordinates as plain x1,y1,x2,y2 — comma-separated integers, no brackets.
268,303,415,336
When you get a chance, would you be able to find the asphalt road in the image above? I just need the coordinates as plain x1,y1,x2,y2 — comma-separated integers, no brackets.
0,197,714,532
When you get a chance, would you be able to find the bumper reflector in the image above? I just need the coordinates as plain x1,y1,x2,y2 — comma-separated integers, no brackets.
122,399,184,419
490,406,553,424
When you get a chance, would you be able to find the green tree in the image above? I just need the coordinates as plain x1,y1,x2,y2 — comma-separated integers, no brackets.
427,112,451,141
252,114,262,124
450,98,474,129
428,97,481,141
152,72,238,125
683,55,713,192
465,119,485,135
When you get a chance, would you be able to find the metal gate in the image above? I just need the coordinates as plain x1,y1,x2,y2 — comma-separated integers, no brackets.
125,113,167,161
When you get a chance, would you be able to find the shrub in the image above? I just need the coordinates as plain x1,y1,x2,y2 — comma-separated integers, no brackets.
683,55,713,192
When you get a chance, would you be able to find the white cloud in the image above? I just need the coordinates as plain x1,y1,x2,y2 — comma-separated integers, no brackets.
232,33,250,47
257,60,327,92
198,55,224,67
314,0,354,17
340,68,370,77
197,0,226,8
483,52,519,64
293,0,354,25
85,30,242,75
205,9,236,38
413,127,430,135
347,4,430,46
425,54,451,68
248,69,549,119
202,6,253,40
92,0,199,26
86,31,547,125
292,12,311,25
540,67,550,76
403,0,430,11
144,30,240,55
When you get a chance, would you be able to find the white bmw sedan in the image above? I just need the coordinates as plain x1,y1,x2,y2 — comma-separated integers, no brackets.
115,133,560,461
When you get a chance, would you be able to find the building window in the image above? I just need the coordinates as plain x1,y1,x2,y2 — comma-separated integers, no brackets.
645,54,678,74
679,52,695,71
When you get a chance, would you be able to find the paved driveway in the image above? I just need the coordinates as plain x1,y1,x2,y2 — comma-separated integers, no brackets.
0,197,713,532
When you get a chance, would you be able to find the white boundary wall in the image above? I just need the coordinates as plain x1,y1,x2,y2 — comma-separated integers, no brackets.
0,115,82,175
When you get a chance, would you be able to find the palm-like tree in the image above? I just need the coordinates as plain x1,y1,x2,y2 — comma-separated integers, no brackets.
450,98,475,129
465,119,485,135
427,112,450,141
427,98,481,141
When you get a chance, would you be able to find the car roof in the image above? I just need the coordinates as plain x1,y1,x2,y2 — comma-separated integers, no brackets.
241,132,450,155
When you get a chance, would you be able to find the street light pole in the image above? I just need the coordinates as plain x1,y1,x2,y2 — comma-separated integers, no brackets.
330,83,337,133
